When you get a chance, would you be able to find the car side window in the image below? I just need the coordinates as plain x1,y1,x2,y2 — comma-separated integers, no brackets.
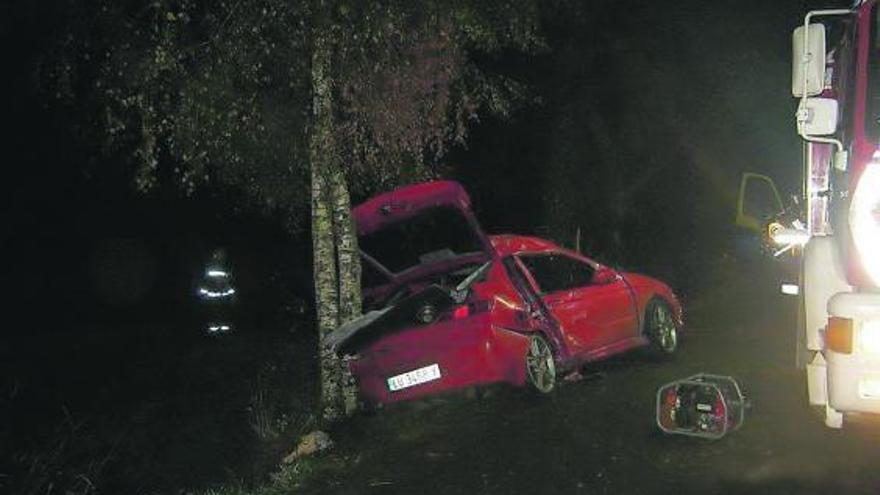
518,254,595,294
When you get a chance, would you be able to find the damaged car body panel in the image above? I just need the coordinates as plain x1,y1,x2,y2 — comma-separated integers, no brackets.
354,181,494,312
327,180,683,405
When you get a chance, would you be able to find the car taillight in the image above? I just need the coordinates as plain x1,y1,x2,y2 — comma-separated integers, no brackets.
826,317,853,354
451,300,491,320
452,305,470,320
849,157,880,287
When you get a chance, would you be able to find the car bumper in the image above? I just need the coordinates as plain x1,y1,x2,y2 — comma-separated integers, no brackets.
349,322,531,405
827,292,880,414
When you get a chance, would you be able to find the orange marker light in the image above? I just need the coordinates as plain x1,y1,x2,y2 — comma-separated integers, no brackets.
826,317,854,354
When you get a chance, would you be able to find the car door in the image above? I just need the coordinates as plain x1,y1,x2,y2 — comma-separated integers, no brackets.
517,252,636,355
735,172,784,233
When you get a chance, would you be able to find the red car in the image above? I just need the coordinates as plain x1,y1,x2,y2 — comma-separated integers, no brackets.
326,181,683,405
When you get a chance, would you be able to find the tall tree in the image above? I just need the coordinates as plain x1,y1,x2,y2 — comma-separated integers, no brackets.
43,0,543,423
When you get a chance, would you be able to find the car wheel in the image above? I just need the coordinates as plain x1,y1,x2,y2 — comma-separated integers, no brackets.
526,334,556,393
646,299,678,356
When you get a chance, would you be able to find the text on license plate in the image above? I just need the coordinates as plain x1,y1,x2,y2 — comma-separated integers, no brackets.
387,364,442,392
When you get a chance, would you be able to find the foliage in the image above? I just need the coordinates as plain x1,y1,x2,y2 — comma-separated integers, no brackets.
43,0,544,227
333,1,544,191
44,0,312,225
41,0,544,430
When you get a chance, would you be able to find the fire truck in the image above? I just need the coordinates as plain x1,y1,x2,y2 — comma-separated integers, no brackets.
758,0,880,428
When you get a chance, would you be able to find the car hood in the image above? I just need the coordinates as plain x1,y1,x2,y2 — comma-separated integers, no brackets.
353,180,494,279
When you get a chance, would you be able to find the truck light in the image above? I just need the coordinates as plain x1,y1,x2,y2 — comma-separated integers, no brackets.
770,225,810,246
859,321,880,355
826,317,853,354
850,160,880,286
781,283,800,295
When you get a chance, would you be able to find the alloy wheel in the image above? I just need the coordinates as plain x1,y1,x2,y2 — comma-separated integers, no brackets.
526,335,556,393
654,303,678,353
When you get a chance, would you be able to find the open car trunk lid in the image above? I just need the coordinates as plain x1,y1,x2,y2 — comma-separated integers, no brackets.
326,181,494,354
353,180,494,282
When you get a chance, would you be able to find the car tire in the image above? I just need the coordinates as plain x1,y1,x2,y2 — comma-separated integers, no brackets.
526,334,556,394
645,298,678,357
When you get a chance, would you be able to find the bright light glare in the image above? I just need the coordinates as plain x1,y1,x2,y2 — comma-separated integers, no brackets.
850,162,880,286
781,284,800,295
494,295,517,310
207,269,229,278
859,378,880,399
860,321,880,354
771,228,810,246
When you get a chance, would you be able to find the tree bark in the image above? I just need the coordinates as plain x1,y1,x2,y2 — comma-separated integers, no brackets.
309,21,361,423
311,164,347,423
328,165,362,415
310,26,344,424
329,168,362,322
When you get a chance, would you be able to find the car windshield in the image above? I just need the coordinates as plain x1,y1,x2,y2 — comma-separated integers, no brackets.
359,206,485,274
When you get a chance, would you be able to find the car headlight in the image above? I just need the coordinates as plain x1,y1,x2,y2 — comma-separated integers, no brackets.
860,321,880,355
770,226,810,246
850,159,880,286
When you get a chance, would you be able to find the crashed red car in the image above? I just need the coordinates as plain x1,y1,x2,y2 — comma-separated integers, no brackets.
325,181,683,406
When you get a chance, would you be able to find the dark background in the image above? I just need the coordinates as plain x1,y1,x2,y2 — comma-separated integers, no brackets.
4,0,850,325
452,0,831,290
1,0,854,493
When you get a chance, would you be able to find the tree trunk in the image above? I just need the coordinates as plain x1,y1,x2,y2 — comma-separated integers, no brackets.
311,164,347,423
328,166,361,415
309,22,361,423
329,168,362,323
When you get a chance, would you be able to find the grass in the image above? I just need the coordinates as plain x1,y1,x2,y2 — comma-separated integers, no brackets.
11,414,116,495
2,310,318,495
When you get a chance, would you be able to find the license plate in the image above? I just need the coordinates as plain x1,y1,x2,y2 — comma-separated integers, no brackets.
387,364,441,392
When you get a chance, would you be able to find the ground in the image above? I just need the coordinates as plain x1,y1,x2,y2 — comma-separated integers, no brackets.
7,258,880,495
285,259,880,495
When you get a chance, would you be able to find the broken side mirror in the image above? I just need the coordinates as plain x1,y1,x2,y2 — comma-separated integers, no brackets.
656,374,747,440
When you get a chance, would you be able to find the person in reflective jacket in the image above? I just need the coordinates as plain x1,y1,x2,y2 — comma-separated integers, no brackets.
196,248,237,335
